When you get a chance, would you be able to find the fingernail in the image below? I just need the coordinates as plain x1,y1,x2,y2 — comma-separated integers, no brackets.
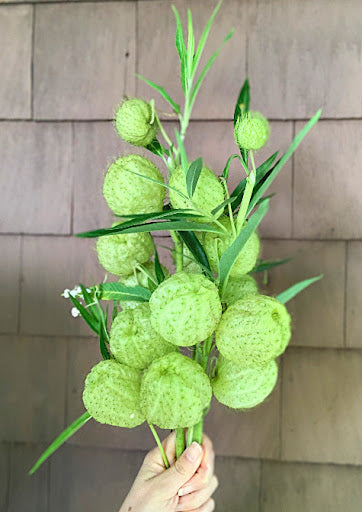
178,485,192,497
185,442,202,462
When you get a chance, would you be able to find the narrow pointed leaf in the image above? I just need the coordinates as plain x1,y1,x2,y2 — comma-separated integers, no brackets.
234,77,250,125
99,327,111,360
251,258,292,273
219,199,270,287
145,138,170,158
136,74,181,114
29,412,92,475
77,220,223,238
68,294,100,335
231,151,279,211
112,300,118,321
186,157,203,197
221,154,246,180
276,275,323,304
247,110,321,214
79,284,99,320
172,5,186,61
99,282,152,302
154,246,165,284
192,0,223,77
178,231,212,276
189,29,234,111
187,9,195,79
114,209,200,224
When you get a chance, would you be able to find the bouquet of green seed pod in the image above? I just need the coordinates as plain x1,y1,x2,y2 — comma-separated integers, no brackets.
30,1,322,474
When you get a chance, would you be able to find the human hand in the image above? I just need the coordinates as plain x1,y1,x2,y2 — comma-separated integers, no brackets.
119,431,218,512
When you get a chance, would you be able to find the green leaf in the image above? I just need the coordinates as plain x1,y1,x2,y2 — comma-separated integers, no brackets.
189,29,234,112
187,9,195,81
136,73,181,114
145,138,170,158
79,284,99,321
174,128,188,175
77,219,223,238
178,231,212,276
219,199,270,288
99,282,152,302
29,412,91,475
114,209,200,224
247,110,321,214
221,154,245,181
192,0,223,77
251,258,292,273
112,301,118,321
68,294,100,335
99,326,111,360
231,151,279,211
186,157,203,197
276,275,323,304
233,77,250,125
171,5,187,93
154,246,165,284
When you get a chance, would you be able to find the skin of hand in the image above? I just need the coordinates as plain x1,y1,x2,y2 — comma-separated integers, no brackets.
119,431,218,512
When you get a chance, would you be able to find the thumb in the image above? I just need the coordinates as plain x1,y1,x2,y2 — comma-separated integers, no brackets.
158,442,203,493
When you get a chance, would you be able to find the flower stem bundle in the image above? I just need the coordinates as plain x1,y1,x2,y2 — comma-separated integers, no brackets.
29,1,322,475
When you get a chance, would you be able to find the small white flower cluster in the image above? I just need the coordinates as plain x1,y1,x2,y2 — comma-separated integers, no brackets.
62,285,92,319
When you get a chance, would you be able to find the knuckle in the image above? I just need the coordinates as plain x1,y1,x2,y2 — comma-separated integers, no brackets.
212,475,219,491
174,459,188,477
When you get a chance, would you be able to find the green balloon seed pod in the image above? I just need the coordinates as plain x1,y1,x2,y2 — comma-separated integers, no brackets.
115,98,158,147
222,274,258,306
140,352,212,429
234,110,270,150
103,155,165,216
212,357,278,409
82,359,145,428
168,165,224,222
203,216,260,277
109,303,177,370
149,272,222,346
119,261,170,309
96,231,154,276
215,295,291,366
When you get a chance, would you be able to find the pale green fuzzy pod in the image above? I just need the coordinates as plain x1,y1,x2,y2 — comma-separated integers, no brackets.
115,98,158,147
82,359,145,428
222,274,258,306
212,357,278,409
140,352,212,429
234,111,270,150
149,272,222,346
96,231,154,276
203,216,260,277
216,295,291,366
119,261,170,310
103,155,165,216
169,165,224,222
109,303,177,370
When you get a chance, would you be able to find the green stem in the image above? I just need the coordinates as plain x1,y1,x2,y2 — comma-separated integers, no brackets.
148,423,169,469
170,230,183,272
236,149,256,234
176,428,185,459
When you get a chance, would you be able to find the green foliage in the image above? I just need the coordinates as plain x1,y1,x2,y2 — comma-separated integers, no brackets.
233,77,250,124
29,412,91,475
98,282,152,302
135,74,181,114
251,258,292,273
186,157,203,197
276,275,323,304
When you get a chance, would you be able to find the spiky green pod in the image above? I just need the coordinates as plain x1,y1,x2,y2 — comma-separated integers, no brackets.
96,231,153,276
169,165,224,222
203,216,260,277
140,352,212,429
212,357,278,409
82,359,145,428
103,155,165,216
149,272,222,346
222,274,258,306
109,304,176,370
216,295,291,366
115,98,158,147
234,111,270,150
